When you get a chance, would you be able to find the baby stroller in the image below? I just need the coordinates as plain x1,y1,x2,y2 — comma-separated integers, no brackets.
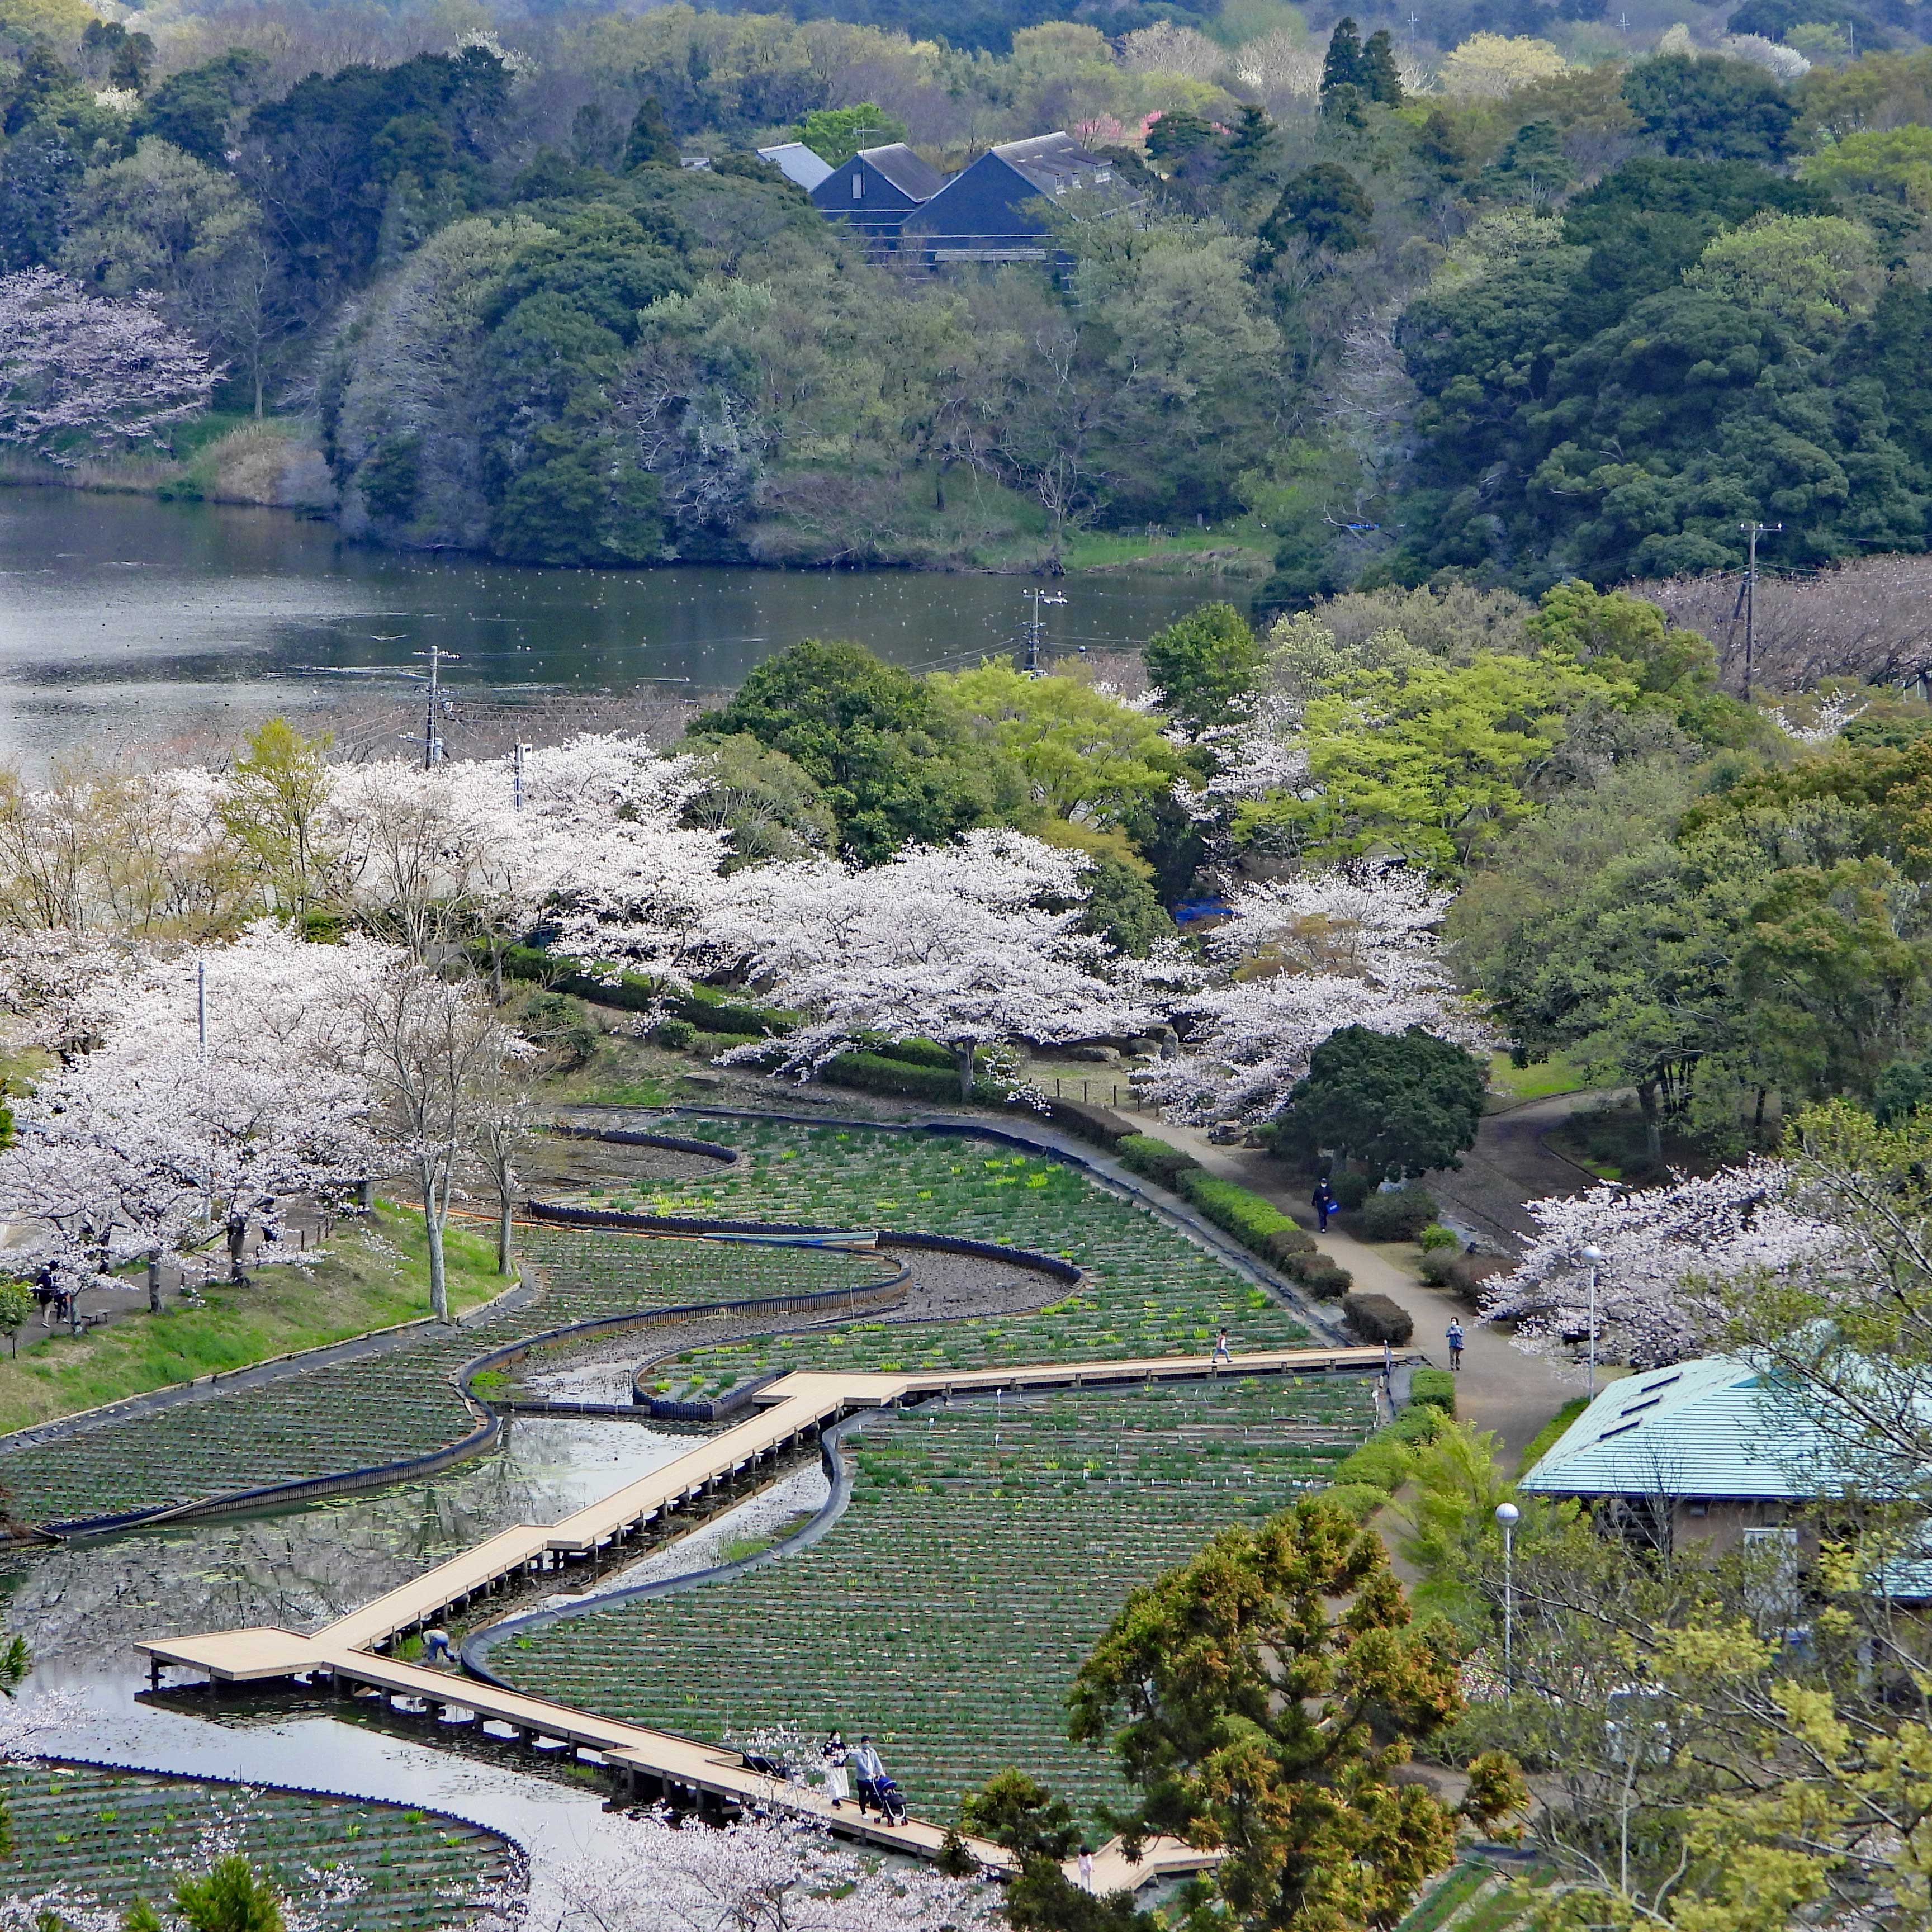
872,1775,908,1825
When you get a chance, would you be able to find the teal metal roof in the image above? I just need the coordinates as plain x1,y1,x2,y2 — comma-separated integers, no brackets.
1519,1356,1834,1500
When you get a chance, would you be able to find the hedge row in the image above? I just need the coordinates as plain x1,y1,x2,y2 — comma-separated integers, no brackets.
1343,1291,1414,1346
820,1053,1006,1106
1112,1139,1355,1295
497,944,792,1036
1318,1402,1445,1522
1409,1366,1457,1415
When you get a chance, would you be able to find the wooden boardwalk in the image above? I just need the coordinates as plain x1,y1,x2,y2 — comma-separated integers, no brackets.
140,1345,1400,1885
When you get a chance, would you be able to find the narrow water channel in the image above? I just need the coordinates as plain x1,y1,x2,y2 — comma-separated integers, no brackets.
4,1417,706,1896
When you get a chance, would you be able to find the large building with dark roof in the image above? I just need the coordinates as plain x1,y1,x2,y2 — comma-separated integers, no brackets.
901,132,1128,263
808,142,947,240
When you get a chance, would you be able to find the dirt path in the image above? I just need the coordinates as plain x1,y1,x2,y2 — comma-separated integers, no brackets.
1138,1120,1579,1469
1420,1091,1609,1251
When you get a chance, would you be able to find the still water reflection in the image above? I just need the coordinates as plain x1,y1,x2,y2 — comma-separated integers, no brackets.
6,1418,695,1883
0,490,1223,768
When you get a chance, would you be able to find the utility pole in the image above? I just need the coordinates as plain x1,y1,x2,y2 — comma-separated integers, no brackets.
1737,522,1782,700
418,643,456,768
1022,588,1067,674
513,741,530,811
197,959,206,1060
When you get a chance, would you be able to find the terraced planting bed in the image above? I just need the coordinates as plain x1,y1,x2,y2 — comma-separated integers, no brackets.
0,1231,887,1530
490,1375,1375,1825
578,1120,1314,1374
0,1763,515,1925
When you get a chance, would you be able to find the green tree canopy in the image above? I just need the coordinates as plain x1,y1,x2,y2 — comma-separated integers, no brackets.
1069,1495,1513,1932
1144,602,1265,735
1278,1025,1489,1178
688,638,1023,862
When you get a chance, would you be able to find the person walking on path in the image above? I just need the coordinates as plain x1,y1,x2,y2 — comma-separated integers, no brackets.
849,1736,886,1816
822,1733,849,1808
1213,1328,1232,1366
1312,1178,1337,1232
1079,1847,1095,1891
1446,1318,1465,1371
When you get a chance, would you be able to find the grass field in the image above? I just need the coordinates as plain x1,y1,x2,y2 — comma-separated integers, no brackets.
0,1206,506,1438
1,1763,514,1928
495,1375,1377,1826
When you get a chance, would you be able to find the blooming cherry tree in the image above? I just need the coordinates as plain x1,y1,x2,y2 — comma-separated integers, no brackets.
0,267,219,461
1139,863,1486,1128
1481,1161,1835,1372
504,1809,1001,1932
708,828,1153,1100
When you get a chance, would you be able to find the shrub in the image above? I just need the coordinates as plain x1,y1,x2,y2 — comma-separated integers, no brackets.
1262,1227,1317,1262
1343,1291,1415,1345
1418,1222,1459,1252
173,1855,285,1932
1331,1169,1372,1210
1301,1263,1353,1299
1409,1367,1457,1415
1419,1251,1512,1301
1387,1401,1447,1445
1175,1170,1299,1252
1041,1098,1136,1150
653,1016,698,1050
821,1053,1002,1104
1357,1185,1439,1243
1116,1134,1203,1187
1318,1480,1394,1523
1333,1432,1414,1490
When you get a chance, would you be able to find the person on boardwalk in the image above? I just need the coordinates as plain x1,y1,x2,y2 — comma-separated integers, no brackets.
1213,1328,1232,1366
849,1736,886,1816
1312,1178,1337,1232
821,1732,849,1808
1446,1319,1465,1370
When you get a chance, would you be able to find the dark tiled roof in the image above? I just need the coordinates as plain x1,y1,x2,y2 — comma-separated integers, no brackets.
989,131,1115,198
859,143,946,202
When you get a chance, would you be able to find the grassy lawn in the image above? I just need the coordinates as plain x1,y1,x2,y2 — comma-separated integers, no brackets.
0,1205,506,1438
1486,1052,1591,1106
1516,1396,1589,1475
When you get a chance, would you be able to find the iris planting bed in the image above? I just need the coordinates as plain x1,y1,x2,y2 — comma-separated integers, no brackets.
0,1763,515,1926
583,1121,1312,1374
493,1375,1375,1825
0,1232,884,1530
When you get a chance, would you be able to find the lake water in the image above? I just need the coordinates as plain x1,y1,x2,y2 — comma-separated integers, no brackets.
0,488,1224,770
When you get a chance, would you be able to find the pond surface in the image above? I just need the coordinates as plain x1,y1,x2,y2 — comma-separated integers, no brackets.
0,489,1221,769
4,1417,698,1901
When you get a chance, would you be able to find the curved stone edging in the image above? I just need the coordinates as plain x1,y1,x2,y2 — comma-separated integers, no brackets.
462,1404,883,1684
546,1123,740,1166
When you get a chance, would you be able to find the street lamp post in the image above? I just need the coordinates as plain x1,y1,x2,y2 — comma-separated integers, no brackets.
1580,1243,1607,1401
1495,1501,1521,1694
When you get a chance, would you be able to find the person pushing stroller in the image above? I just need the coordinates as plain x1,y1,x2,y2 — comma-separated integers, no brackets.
847,1736,906,1823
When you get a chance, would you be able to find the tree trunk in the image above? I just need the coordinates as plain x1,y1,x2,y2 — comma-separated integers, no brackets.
496,1183,514,1278
1636,1079,1663,1163
228,1216,247,1283
148,1253,162,1315
490,939,504,1008
956,1041,976,1103
421,1156,450,1323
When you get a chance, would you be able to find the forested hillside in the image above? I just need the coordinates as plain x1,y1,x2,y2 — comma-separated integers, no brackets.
11,0,1932,595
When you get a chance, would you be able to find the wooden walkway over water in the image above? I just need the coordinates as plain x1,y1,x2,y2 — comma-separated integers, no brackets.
139,1345,1401,1884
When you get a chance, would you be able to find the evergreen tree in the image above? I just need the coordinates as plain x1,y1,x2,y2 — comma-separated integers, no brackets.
1320,16,1366,97
622,96,678,172
1361,29,1405,105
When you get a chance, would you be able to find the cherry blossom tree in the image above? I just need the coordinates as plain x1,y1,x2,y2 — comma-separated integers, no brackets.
1480,1161,1834,1373
1139,863,1486,1128
336,956,527,1320
443,736,730,993
500,1809,1001,1932
0,267,219,462
0,925,390,1310
707,829,1154,1101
